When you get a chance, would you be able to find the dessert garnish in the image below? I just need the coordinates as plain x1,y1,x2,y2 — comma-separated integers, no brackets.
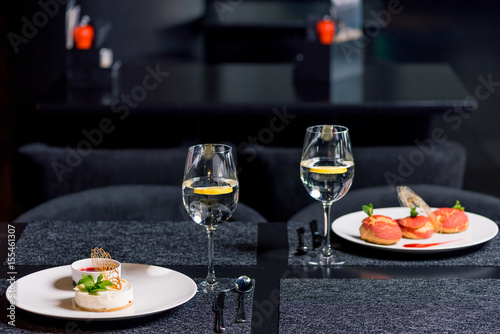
91,247,122,290
452,200,465,211
409,206,418,218
77,274,113,295
362,203,373,217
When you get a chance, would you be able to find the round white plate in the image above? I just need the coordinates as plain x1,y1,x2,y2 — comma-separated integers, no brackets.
332,207,498,253
6,263,197,320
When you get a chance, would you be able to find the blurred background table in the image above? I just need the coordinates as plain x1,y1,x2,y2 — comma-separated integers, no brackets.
35,61,474,148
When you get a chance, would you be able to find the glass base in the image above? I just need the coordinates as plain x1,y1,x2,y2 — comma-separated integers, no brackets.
198,280,220,294
308,253,345,266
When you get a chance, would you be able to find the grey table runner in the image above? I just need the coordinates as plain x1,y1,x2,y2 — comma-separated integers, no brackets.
288,221,500,266
1,278,253,333
10,221,257,266
279,278,500,334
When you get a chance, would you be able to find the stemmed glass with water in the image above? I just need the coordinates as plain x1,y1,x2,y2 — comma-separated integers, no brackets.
300,125,354,265
182,144,239,292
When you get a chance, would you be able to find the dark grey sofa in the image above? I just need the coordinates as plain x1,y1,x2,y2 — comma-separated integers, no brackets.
14,141,467,222
15,184,266,223
14,143,265,222
238,141,466,221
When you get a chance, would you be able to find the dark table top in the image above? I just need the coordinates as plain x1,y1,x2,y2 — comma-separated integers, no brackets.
1,221,499,333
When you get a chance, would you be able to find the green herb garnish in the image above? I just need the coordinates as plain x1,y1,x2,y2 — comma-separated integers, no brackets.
452,200,465,211
410,206,419,218
77,274,114,295
362,203,373,217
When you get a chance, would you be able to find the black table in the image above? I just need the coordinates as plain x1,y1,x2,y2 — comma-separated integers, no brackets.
1,221,499,333
35,62,475,147
40,62,474,114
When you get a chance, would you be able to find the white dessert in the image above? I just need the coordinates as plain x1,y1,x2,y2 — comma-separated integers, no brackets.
74,279,133,312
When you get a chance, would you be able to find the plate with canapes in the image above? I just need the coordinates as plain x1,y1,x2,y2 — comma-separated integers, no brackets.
332,207,498,253
6,263,197,320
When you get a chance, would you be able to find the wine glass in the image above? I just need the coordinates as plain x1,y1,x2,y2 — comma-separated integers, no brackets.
182,144,239,292
300,125,354,265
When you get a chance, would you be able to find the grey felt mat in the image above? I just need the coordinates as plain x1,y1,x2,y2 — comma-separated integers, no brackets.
0,277,253,333
9,221,257,266
288,221,500,266
279,278,500,334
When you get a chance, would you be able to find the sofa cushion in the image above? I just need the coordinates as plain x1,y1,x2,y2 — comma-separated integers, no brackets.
15,143,190,210
15,142,238,210
15,184,267,223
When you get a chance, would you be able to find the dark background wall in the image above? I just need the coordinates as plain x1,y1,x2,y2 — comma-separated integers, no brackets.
78,0,205,62
378,0,500,199
2,0,500,220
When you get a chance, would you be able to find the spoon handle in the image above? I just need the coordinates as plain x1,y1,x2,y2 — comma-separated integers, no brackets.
235,292,247,323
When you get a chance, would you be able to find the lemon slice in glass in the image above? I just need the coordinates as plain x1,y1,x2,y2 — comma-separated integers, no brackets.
310,166,347,174
193,186,233,195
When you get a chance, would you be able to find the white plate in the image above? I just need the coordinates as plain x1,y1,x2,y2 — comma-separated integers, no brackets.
6,263,197,320
332,207,499,253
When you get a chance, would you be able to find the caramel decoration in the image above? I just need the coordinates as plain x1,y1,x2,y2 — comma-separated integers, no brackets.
91,247,122,290
107,268,122,290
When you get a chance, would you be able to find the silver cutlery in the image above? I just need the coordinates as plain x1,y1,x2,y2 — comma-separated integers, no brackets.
235,275,253,323
295,227,308,255
213,291,226,333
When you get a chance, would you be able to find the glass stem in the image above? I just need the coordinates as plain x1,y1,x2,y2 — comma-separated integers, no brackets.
206,228,216,285
322,203,334,258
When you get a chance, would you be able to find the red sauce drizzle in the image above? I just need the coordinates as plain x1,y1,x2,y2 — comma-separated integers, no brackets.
79,267,99,272
403,239,462,248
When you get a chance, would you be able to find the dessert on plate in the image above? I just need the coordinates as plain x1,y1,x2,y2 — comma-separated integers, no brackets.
74,248,133,312
397,207,435,239
360,203,402,245
433,201,469,233
74,274,133,312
